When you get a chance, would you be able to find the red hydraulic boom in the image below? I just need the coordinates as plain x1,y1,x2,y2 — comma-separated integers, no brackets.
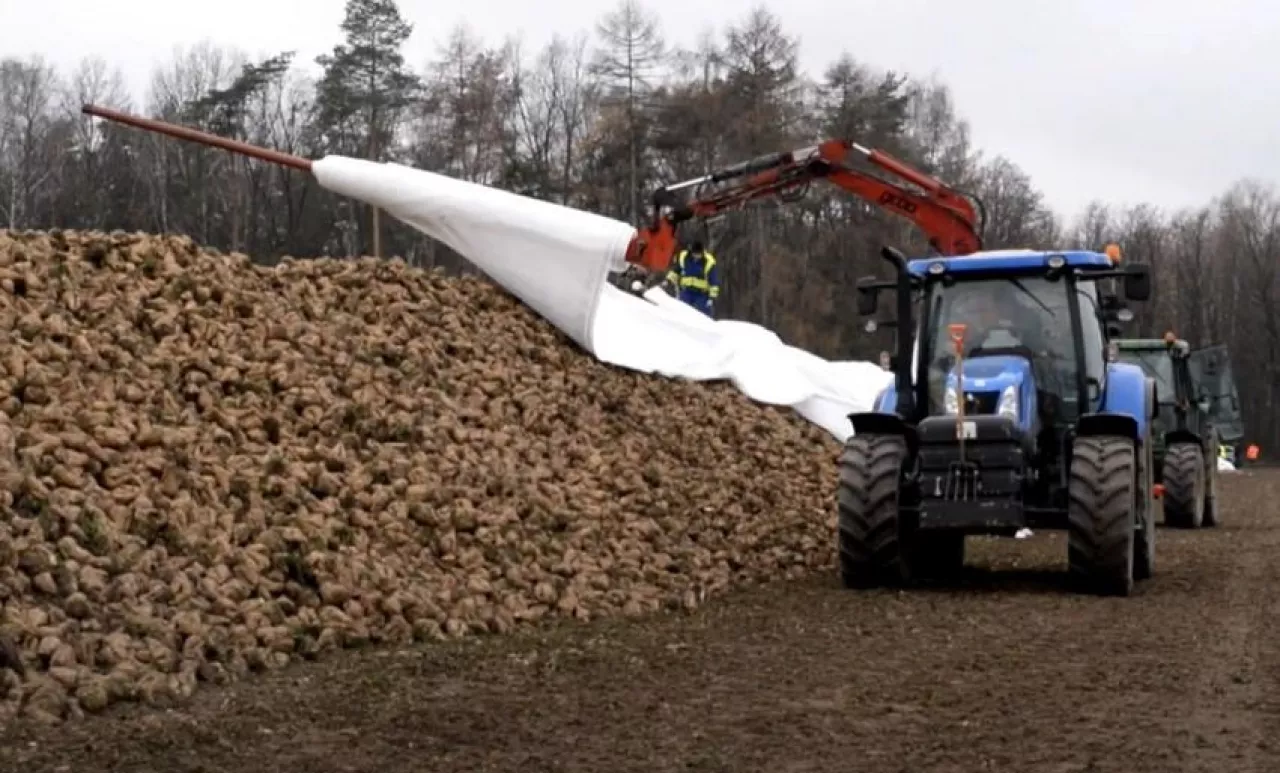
623,138,985,273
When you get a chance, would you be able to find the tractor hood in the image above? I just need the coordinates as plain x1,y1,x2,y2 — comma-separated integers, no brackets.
948,355,1027,392
944,354,1037,431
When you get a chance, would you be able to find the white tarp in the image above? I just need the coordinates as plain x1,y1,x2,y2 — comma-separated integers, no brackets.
312,156,634,352
311,156,891,442
591,283,892,439
1218,457,1237,472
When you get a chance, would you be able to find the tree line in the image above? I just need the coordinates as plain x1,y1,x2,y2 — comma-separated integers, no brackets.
1,0,1278,449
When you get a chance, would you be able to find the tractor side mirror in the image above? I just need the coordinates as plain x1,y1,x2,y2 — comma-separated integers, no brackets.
856,277,879,316
1123,264,1151,301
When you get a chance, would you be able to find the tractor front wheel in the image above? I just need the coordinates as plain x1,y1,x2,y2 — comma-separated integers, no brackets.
837,433,909,588
1163,443,1205,528
1068,435,1137,597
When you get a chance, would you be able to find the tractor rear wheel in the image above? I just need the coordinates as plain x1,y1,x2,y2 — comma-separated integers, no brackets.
1163,443,1205,528
1067,435,1136,597
837,433,909,588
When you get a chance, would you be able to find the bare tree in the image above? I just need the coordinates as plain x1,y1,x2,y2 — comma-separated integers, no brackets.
417,24,511,184
504,35,560,198
1070,201,1115,250
1166,206,1215,343
591,0,665,223
52,56,132,228
1217,181,1280,439
142,42,244,237
970,156,1059,249
0,56,61,229
902,75,974,186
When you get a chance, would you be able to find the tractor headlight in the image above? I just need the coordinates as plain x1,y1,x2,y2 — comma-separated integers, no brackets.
996,384,1018,420
944,384,959,414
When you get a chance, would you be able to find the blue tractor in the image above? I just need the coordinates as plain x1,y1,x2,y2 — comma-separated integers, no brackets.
844,245,1155,596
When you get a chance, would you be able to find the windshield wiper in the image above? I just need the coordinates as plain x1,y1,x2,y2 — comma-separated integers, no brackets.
1007,278,1056,317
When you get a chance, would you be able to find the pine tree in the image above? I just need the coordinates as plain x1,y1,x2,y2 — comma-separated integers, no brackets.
314,0,421,256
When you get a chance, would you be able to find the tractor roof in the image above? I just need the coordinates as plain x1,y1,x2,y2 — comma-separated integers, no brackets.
1115,337,1189,352
1115,339,1175,350
906,249,1113,278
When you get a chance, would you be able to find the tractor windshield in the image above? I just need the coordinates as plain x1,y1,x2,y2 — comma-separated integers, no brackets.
922,275,1104,418
1117,350,1176,403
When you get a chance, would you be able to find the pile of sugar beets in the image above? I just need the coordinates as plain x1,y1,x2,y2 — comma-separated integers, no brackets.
0,229,838,722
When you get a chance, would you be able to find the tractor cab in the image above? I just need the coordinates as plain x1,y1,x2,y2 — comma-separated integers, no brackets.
915,267,1105,478
844,244,1156,596
1113,336,1195,463
1113,335,1241,443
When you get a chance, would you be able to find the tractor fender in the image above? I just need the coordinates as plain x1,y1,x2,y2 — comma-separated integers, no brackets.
1164,428,1202,448
1077,412,1140,442
1092,361,1150,442
847,411,921,457
848,411,910,438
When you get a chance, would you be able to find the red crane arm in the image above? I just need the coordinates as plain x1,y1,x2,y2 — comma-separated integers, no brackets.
623,139,984,273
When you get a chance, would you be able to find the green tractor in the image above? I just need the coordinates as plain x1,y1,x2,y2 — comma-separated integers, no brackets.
1111,335,1242,528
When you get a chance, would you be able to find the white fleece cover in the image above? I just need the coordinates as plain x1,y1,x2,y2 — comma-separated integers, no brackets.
312,156,891,442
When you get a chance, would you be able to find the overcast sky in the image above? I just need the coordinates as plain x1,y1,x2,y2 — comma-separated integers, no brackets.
5,0,1277,223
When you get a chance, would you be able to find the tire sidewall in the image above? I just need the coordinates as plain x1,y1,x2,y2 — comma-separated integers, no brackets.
1067,435,1137,595
1163,443,1205,528
1204,431,1220,526
1193,449,1206,522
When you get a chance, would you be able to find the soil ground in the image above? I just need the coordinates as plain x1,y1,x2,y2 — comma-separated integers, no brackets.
4,468,1279,773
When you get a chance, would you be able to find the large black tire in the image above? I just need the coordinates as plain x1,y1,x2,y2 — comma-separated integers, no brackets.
1133,435,1156,581
1163,443,1205,529
837,433,909,588
1203,433,1221,528
1068,435,1137,597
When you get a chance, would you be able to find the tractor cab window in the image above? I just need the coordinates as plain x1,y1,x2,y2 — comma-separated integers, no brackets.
924,276,1081,416
1117,351,1176,403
